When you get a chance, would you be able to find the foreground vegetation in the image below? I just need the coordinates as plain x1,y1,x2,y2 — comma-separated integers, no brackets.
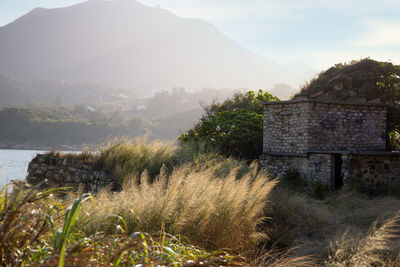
4,139,400,266
0,185,246,266
1,153,287,266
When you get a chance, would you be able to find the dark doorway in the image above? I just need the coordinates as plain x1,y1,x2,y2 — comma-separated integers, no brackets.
332,154,343,190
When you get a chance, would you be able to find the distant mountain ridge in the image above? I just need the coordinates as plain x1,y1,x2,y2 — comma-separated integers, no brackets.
0,0,293,95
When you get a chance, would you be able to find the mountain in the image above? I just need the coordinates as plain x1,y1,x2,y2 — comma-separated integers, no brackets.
0,0,292,95
0,74,29,107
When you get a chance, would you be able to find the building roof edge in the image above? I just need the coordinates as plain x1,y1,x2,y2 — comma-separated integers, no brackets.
261,99,388,107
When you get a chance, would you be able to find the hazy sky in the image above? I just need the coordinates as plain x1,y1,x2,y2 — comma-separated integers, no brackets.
1,0,399,70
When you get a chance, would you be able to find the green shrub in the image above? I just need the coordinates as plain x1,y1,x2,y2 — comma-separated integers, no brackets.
178,90,280,160
388,128,400,151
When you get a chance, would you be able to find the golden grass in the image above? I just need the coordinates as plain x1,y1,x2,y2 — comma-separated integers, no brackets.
326,211,400,266
79,164,277,253
0,184,250,266
94,137,176,183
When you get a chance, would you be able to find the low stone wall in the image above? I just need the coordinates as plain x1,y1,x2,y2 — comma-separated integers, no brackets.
345,154,400,191
260,153,331,184
26,154,118,192
261,152,400,192
260,154,307,178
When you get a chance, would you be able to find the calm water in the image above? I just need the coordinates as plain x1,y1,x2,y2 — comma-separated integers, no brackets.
0,149,45,188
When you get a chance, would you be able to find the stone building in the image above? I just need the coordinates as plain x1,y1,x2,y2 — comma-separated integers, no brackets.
260,99,400,190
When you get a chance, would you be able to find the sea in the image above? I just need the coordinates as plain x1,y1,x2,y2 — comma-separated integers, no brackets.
0,149,50,188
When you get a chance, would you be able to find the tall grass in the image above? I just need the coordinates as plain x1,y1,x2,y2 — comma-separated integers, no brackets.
95,137,176,183
0,184,246,266
263,184,400,263
326,211,400,266
0,184,66,266
46,137,254,189
80,164,277,253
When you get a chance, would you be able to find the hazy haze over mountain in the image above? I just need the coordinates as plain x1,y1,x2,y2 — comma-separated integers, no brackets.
0,0,296,96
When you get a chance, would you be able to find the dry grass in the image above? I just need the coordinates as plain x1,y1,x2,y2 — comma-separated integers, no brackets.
254,249,317,267
79,164,277,254
263,188,330,253
94,137,176,183
326,211,400,266
15,139,400,265
262,185,400,264
0,184,67,266
0,184,248,266
49,138,254,188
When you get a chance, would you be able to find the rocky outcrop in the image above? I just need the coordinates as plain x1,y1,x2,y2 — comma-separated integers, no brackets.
26,154,119,192
293,59,389,103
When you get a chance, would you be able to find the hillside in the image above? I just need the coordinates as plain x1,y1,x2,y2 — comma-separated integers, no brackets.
294,59,400,104
0,85,218,149
0,75,136,109
0,0,292,95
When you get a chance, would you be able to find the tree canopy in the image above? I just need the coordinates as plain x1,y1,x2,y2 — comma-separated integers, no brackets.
178,90,280,159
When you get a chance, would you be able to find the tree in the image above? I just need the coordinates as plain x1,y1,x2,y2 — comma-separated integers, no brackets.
178,90,280,159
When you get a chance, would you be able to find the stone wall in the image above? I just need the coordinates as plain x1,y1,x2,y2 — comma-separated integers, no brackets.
260,153,332,184
259,154,308,178
308,102,386,151
261,151,400,191
263,102,310,154
307,154,332,184
26,154,117,192
261,100,397,191
263,100,387,154
344,153,400,191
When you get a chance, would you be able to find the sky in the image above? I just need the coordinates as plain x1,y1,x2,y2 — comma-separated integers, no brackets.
1,0,399,72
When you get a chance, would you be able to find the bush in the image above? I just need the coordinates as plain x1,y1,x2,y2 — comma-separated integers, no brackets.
178,90,280,160
179,109,263,159
388,128,400,151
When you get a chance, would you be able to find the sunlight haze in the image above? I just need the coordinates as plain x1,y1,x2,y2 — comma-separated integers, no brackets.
1,0,398,72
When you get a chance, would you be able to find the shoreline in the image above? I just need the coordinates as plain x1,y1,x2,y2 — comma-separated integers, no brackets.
0,144,82,152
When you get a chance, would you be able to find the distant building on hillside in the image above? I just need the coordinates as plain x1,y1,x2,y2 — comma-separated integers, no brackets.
260,100,400,191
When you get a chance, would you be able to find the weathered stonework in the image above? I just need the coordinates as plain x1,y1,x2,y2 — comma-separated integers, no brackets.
263,100,386,154
261,100,400,191
344,153,400,190
260,153,332,184
26,154,118,192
